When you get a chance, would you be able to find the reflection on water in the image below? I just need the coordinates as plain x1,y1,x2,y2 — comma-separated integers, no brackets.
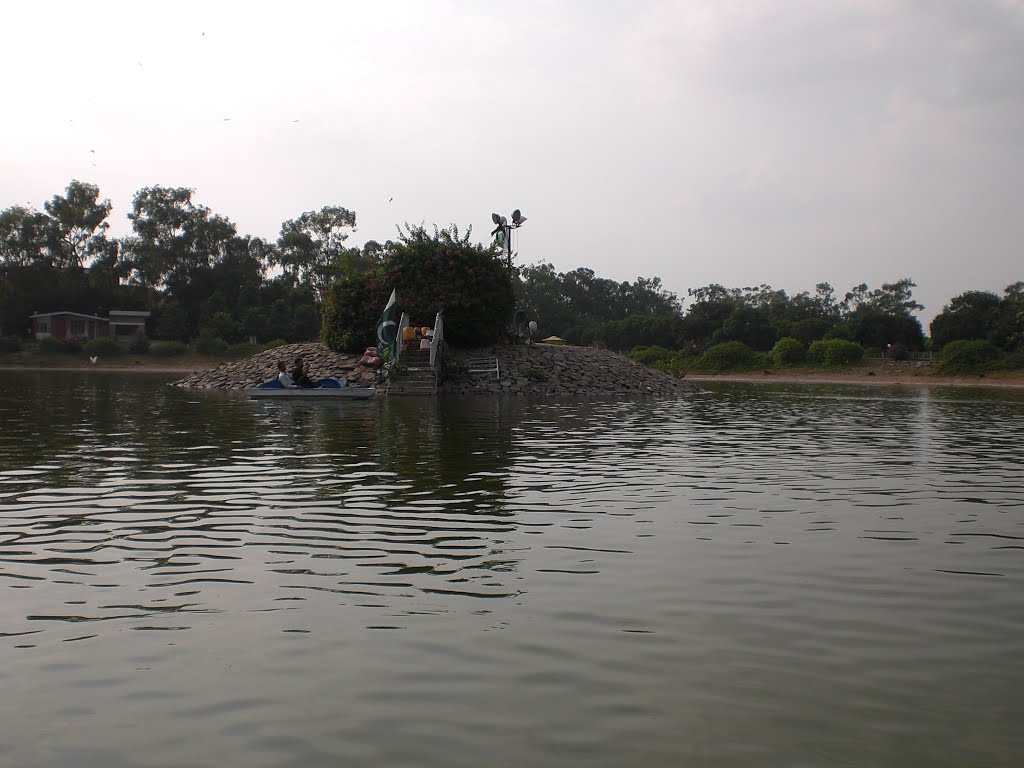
1,373,1023,766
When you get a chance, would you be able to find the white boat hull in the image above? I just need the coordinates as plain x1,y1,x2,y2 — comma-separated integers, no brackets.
245,386,377,399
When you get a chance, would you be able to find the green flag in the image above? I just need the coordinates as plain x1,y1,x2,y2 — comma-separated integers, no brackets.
376,288,398,359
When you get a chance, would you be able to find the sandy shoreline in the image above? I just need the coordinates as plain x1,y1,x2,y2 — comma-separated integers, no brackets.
685,372,1024,389
0,363,200,374
3,360,1024,390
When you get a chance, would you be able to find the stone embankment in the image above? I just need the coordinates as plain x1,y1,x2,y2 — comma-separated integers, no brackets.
172,343,379,389
173,341,697,397
445,343,696,396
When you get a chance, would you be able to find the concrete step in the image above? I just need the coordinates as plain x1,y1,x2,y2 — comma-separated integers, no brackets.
387,384,437,396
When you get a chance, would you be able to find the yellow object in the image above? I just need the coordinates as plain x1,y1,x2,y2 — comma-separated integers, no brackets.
402,327,416,342
421,326,431,337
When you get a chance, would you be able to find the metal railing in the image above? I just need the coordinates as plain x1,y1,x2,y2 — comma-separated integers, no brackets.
394,312,410,365
429,312,444,369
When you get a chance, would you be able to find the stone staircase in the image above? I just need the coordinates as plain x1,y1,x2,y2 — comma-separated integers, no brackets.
386,349,437,396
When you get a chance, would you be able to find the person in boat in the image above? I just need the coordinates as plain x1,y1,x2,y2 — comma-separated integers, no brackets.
290,357,314,388
277,361,296,387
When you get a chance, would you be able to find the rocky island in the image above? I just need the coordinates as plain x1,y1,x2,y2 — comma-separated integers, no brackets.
172,341,697,397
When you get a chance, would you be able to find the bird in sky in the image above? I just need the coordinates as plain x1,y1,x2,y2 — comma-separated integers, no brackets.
292,119,300,123
89,149,95,153
388,196,394,203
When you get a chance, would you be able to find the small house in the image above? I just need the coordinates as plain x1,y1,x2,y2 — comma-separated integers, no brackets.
29,310,151,342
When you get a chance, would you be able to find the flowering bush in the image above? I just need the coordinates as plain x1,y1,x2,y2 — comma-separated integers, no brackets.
321,224,515,352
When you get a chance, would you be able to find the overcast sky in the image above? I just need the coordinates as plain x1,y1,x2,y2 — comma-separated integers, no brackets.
3,0,1022,324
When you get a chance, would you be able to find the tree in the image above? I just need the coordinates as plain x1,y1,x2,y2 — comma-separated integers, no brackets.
44,180,114,269
124,186,238,337
274,206,359,297
321,224,515,351
930,290,1001,348
842,278,923,317
125,185,236,293
0,206,53,268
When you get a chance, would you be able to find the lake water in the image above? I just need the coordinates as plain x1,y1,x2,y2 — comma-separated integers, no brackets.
1,372,1022,767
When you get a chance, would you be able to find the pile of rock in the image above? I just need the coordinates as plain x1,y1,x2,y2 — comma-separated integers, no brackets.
172,342,379,389
443,343,696,396
173,340,696,397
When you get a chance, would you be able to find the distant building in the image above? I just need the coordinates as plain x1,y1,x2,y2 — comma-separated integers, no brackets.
29,310,151,342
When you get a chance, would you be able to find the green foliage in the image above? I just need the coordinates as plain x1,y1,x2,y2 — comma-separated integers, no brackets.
523,367,548,382
599,316,684,351
203,311,243,343
150,340,187,357
154,302,191,342
196,336,229,355
807,339,865,367
226,341,260,357
887,342,910,361
628,345,677,366
128,332,150,354
273,206,367,296
517,262,681,340
770,337,806,367
629,346,692,377
321,224,515,352
788,317,831,344
841,307,925,350
320,268,382,352
36,337,68,355
261,338,286,350
1002,351,1024,370
0,336,23,354
82,336,123,357
695,341,757,372
936,339,1004,374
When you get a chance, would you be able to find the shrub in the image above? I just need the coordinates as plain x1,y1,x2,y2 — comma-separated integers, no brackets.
321,224,515,352
196,336,229,355
523,367,548,382
261,338,287,350
226,342,260,358
887,342,910,361
770,337,806,367
203,311,243,344
150,341,188,357
629,345,677,367
128,332,150,354
37,337,67,355
0,336,24,354
696,341,757,372
807,339,865,367
936,339,1004,374
83,337,124,357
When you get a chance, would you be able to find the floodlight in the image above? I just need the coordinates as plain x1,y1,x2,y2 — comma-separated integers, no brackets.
512,209,521,223
491,213,501,225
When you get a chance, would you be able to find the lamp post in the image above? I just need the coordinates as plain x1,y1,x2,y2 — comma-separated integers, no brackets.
490,209,527,269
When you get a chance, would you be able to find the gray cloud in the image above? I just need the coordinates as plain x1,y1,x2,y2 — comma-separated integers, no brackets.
2,0,1021,323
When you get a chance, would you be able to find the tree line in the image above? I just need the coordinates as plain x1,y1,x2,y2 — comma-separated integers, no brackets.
519,267,1024,357
0,180,383,344
3,180,1021,362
